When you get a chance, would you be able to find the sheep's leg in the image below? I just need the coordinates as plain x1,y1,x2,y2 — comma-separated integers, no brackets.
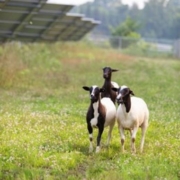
119,126,125,153
140,126,147,153
131,127,138,153
129,129,133,136
96,125,104,153
87,124,93,153
129,129,133,150
106,121,115,146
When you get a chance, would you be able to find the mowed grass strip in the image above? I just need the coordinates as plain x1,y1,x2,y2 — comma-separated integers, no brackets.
0,42,179,179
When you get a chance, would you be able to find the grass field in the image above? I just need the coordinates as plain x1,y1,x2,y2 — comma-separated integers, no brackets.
0,42,180,180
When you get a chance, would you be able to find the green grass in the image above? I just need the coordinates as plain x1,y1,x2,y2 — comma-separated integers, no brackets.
0,42,179,179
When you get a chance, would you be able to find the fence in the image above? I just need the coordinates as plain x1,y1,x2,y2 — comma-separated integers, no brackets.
87,34,179,59
174,39,180,58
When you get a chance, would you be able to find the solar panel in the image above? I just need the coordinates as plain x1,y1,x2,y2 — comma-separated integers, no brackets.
0,0,100,42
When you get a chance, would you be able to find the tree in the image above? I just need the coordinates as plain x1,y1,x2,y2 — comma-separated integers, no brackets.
110,17,141,48
72,0,180,39
111,17,140,38
172,13,180,39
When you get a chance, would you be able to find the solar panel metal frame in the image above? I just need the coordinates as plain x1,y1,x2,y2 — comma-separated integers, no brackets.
0,0,100,42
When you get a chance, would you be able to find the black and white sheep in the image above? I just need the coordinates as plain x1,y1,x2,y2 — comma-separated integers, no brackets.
83,85,116,153
112,85,149,153
101,67,119,104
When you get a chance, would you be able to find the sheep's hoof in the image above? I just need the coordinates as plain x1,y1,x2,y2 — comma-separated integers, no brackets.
95,146,100,153
89,147,93,153
131,151,136,156
105,143,110,149
131,149,136,154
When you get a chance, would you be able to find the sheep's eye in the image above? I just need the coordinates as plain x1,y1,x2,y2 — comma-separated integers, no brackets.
121,89,129,96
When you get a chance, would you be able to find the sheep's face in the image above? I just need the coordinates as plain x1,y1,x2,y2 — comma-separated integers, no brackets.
112,85,134,105
102,67,118,79
117,86,130,104
83,86,104,103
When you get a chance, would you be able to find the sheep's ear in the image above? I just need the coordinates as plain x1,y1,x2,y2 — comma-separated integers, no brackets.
100,88,105,92
83,86,90,91
112,69,118,72
112,87,118,92
130,89,135,96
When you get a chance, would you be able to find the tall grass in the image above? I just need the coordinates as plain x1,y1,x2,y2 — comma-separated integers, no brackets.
0,42,179,179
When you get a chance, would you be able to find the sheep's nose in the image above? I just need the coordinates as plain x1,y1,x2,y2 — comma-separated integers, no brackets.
117,98,123,104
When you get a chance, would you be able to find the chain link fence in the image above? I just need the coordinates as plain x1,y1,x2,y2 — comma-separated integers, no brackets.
87,34,179,59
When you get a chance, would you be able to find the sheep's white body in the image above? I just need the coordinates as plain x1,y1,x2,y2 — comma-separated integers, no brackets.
117,97,149,129
116,96,149,153
101,97,116,127
90,97,116,128
111,81,119,89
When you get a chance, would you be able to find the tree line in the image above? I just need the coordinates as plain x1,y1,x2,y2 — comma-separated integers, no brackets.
72,0,180,40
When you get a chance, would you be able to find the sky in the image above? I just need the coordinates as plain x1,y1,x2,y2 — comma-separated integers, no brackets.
47,0,149,9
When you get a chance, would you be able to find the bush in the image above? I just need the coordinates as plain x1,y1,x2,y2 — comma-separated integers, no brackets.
122,40,173,57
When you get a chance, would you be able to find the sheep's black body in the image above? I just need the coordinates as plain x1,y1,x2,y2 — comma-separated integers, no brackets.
101,67,119,104
83,85,116,153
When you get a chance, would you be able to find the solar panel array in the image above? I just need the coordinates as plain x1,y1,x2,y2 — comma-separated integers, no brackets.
0,0,100,42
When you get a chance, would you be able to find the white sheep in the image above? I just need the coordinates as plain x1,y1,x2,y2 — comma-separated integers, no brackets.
112,85,149,153
83,85,116,153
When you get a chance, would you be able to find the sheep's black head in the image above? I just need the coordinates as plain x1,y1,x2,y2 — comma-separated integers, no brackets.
112,85,134,105
83,86,104,103
102,67,118,80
